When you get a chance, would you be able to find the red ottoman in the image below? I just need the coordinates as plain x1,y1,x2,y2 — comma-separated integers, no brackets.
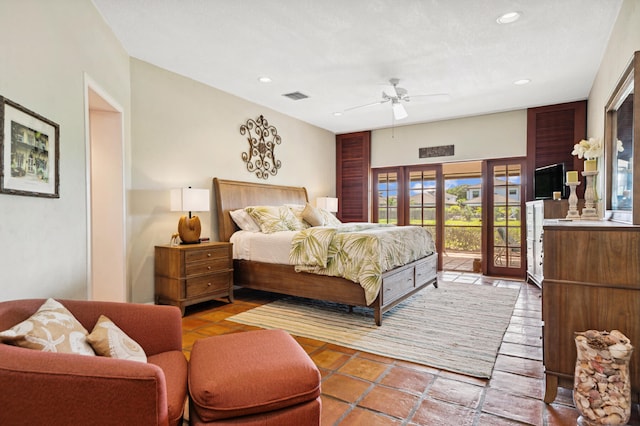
188,329,321,425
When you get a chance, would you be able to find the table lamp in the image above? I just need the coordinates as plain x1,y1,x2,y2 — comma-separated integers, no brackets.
170,187,210,244
316,197,338,213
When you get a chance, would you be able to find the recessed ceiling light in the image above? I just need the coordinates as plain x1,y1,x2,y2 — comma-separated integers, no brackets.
514,79,531,85
258,76,272,83
333,112,343,117
497,11,521,24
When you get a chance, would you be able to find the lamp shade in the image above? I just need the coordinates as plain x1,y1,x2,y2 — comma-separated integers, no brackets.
316,197,338,213
170,188,210,212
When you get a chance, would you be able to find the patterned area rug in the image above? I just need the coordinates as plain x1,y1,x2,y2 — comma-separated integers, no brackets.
228,281,520,378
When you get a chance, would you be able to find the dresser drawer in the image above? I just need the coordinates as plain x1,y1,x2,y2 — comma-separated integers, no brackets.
415,254,436,285
381,267,414,305
186,273,231,298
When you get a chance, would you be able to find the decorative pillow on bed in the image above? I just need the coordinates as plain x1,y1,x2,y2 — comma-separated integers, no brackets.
301,203,325,227
318,207,342,227
286,204,312,229
0,298,95,356
245,205,305,233
230,208,261,232
86,315,147,363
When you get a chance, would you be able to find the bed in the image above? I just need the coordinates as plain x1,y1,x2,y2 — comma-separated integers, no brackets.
213,178,438,325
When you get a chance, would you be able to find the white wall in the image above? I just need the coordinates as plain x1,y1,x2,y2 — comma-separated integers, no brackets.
0,0,130,300
128,60,335,303
371,110,527,167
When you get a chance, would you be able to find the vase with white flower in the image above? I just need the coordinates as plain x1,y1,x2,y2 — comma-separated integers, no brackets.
571,138,624,219
571,137,603,219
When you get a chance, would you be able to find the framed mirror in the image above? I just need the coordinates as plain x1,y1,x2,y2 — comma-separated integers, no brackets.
605,51,639,224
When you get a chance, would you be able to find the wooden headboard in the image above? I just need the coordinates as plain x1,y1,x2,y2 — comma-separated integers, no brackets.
213,178,309,242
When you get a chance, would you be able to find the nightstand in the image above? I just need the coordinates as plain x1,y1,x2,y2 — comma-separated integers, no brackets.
154,242,233,315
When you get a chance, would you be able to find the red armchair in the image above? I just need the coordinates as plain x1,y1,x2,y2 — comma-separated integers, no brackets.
0,299,188,426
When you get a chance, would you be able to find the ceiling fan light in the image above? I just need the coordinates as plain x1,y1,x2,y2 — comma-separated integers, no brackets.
497,11,521,24
392,102,408,120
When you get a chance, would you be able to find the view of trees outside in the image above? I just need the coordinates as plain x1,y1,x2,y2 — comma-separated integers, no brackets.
442,177,482,253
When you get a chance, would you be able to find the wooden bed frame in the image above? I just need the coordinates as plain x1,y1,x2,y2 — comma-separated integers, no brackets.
213,178,438,325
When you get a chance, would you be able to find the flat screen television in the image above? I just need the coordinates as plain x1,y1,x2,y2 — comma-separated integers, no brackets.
534,163,566,200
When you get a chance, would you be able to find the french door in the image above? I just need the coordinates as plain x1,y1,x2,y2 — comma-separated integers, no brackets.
373,165,444,270
486,158,527,277
373,158,527,278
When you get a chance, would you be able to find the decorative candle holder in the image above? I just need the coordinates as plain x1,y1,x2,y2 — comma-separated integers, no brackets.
581,171,599,220
566,181,581,219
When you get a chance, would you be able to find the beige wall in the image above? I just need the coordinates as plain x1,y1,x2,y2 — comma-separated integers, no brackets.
0,0,131,300
587,0,640,140
128,60,335,302
371,110,527,167
585,0,640,198
0,0,636,304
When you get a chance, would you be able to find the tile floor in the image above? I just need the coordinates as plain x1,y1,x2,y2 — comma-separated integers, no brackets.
181,272,640,425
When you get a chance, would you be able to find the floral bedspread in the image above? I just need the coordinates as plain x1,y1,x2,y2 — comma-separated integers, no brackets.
289,223,435,305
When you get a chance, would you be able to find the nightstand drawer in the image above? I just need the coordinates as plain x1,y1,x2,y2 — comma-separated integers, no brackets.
186,258,230,277
186,246,229,263
186,273,231,298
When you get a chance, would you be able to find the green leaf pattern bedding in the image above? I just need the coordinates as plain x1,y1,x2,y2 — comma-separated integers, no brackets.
289,223,435,305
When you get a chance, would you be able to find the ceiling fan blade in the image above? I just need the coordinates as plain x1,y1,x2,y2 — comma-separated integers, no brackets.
392,101,408,120
383,84,398,98
344,99,389,112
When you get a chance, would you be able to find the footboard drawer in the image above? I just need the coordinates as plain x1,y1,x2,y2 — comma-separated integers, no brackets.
415,254,437,285
381,267,414,305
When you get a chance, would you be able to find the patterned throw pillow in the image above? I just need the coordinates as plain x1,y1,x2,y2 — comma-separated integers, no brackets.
229,208,261,232
245,205,305,233
285,204,311,229
86,315,147,363
318,207,342,227
0,298,95,356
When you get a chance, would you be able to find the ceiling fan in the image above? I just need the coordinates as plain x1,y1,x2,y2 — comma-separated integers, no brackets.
344,78,449,120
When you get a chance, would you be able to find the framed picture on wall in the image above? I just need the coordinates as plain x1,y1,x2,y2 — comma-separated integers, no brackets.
0,96,59,198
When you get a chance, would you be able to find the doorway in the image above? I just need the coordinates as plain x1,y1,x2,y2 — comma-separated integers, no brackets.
441,162,483,272
84,76,126,301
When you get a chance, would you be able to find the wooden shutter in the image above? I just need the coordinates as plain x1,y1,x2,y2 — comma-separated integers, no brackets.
526,101,587,200
336,131,370,222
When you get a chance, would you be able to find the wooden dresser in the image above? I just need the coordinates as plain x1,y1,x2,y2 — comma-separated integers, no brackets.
542,220,640,403
155,242,233,315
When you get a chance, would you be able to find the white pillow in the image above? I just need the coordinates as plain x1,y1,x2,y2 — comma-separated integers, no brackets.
301,203,325,227
230,209,261,232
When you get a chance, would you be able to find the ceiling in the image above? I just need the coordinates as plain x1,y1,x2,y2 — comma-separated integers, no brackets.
91,0,623,134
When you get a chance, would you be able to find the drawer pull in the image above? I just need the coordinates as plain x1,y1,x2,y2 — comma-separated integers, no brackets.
207,253,212,257
207,282,212,286
207,266,212,270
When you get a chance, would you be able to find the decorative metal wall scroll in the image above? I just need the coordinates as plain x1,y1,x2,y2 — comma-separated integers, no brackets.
239,115,281,179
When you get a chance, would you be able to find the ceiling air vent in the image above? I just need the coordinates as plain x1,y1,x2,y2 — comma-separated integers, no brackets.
282,91,308,100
